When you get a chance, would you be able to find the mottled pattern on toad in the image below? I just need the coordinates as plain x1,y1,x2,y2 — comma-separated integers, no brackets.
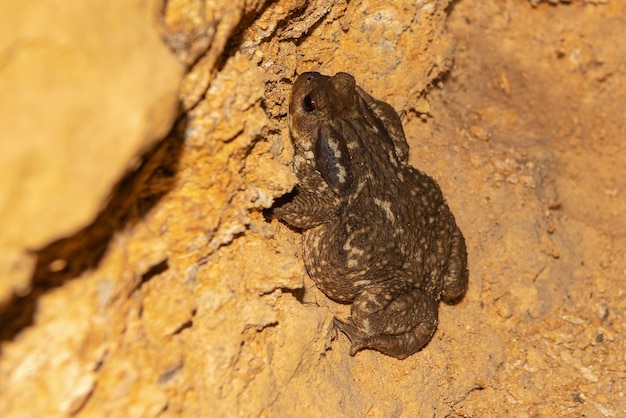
273,72,468,359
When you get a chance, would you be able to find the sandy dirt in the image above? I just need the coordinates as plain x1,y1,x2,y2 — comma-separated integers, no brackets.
436,1,626,415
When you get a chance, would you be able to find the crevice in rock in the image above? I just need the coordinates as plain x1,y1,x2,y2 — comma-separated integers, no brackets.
157,361,184,385
139,259,170,288
171,308,196,336
274,2,333,44
281,287,305,303
219,1,276,61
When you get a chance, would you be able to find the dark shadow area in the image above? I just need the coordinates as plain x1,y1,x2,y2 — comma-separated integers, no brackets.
0,115,188,344
139,259,170,287
262,189,296,220
281,286,306,303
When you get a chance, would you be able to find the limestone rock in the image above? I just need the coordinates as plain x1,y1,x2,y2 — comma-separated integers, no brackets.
0,0,183,305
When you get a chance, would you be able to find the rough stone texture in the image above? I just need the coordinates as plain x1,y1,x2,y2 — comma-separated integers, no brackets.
440,1,626,415
529,0,608,6
0,0,183,305
1,0,625,417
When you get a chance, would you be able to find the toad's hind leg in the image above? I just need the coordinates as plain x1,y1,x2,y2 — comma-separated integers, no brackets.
441,226,469,303
334,281,439,360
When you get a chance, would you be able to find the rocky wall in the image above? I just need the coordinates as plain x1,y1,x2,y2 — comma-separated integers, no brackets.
1,0,624,417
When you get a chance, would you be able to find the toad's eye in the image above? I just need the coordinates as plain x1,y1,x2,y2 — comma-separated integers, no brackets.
303,94,316,112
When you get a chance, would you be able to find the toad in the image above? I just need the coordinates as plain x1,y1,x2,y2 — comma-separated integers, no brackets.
273,72,468,359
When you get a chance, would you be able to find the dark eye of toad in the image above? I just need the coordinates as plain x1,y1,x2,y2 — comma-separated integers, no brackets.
303,94,316,112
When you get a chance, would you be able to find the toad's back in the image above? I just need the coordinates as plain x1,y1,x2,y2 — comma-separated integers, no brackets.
274,72,468,359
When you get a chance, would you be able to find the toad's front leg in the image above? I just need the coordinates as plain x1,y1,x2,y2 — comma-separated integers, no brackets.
334,279,439,360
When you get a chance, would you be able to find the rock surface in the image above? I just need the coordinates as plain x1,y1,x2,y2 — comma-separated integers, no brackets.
0,0,624,417
0,0,183,305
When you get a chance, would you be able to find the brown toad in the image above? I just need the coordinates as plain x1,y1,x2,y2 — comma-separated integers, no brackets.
273,72,468,359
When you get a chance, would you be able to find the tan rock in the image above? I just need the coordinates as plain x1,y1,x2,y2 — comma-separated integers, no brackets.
0,0,183,304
